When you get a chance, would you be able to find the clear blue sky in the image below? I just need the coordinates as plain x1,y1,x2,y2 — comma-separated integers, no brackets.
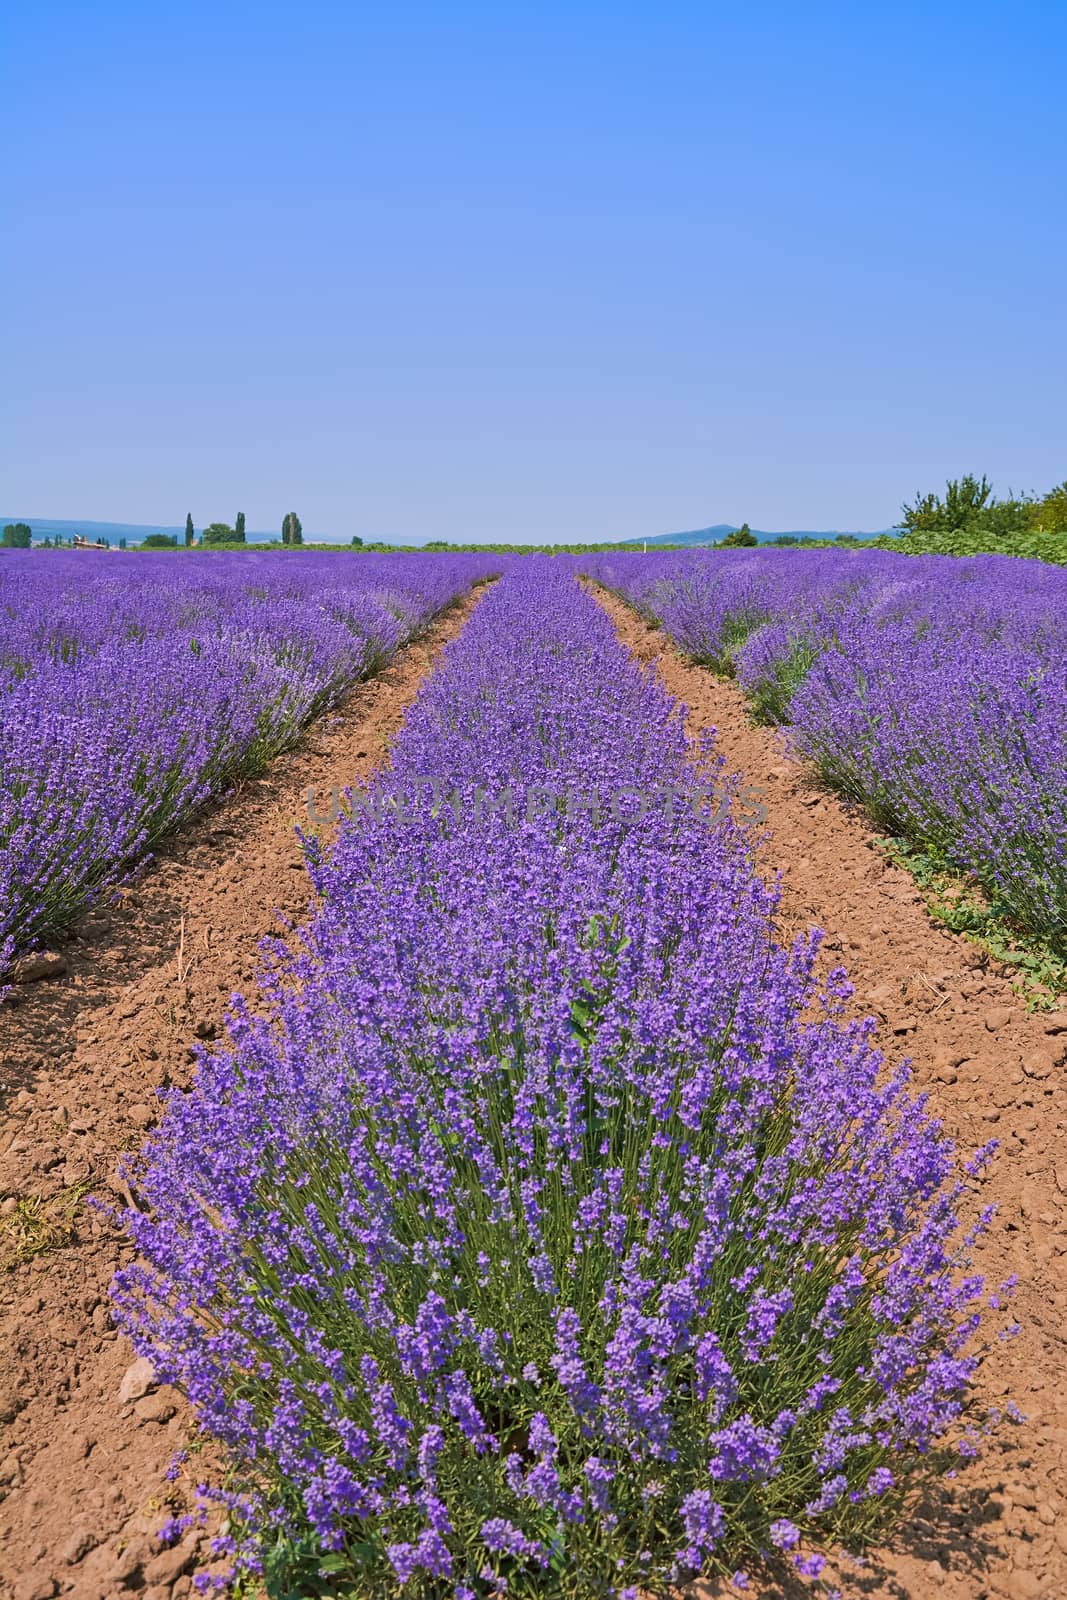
2,1,1064,542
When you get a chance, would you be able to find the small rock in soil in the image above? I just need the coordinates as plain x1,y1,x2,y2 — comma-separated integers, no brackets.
62,1527,98,1566
13,1574,57,1600
1022,1049,1056,1080
0,1391,25,1423
12,952,68,983
118,1355,157,1404
133,1390,176,1424
143,1538,197,1587
107,1536,151,1584
1000,1572,1043,1599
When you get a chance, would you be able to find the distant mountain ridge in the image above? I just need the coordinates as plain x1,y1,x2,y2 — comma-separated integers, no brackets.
641,524,899,547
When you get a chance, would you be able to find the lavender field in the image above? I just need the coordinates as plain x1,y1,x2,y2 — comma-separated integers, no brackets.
7,548,1064,1595
0,550,496,974
588,549,1067,951
109,560,1005,1595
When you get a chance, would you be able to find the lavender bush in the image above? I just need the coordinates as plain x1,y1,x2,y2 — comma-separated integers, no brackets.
0,549,495,971
116,564,1000,1596
588,549,1067,947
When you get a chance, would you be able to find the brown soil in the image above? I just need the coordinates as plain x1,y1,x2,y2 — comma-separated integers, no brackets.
596,586,1067,1600
0,590,486,1600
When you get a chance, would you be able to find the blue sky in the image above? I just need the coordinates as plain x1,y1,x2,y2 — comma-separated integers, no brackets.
2,1,1064,542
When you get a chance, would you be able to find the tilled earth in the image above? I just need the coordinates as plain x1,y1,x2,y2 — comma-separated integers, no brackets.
0,591,486,1600
2,581,1065,1600
597,588,1067,1600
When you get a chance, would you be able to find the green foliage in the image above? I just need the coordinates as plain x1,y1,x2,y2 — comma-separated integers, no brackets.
282,512,304,545
203,522,238,546
746,635,826,725
770,535,799,546
142,532,179,548
722,523,758,547
350,535,364,548
236,512,246,541
901,474,995,535
876,837,1067,1006
185,513,195,547
1032,480,1067,533
885,473,1067,565
2,522,32,548
878,525,1067,565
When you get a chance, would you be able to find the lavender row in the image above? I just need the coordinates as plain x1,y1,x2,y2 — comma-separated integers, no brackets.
0,550,496,970
587,549,1067,946
116,562,1001,1595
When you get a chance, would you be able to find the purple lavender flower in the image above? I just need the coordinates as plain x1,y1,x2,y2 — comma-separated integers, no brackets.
677,1489,725,1570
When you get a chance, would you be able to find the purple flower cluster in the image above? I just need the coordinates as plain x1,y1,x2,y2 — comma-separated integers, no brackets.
0,549,495,970
588,547,1067,945
115,562,998,1593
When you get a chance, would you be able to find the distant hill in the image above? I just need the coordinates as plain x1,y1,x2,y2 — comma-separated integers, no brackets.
637,524,899,547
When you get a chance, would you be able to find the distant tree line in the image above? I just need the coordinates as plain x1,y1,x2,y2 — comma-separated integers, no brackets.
157,510,301,548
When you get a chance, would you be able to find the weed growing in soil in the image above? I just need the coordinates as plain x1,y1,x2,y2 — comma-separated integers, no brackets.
876,838,1067,1007
0,1181,91,1271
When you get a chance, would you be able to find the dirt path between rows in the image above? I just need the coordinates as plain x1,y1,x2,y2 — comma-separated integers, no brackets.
0,588,488,1600
595,586,1067,1600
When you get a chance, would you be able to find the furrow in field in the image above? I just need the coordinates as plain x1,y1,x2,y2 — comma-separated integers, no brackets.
594,580,1067,1600
0,584,489,1600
